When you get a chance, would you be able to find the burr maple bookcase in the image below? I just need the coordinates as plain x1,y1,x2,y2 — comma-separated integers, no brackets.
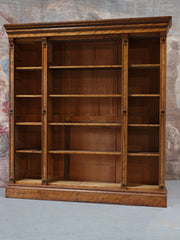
5,16,172,207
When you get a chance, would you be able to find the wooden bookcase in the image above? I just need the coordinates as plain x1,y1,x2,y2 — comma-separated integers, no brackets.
5,16,172,207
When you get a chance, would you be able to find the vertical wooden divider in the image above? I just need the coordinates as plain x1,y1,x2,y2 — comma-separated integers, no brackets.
9,38,15,183
42,38,48,185
159,32,167,190
64,127,70,180
121,34,128,188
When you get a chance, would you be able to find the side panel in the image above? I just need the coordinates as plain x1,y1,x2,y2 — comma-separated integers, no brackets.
121,34,128,188
9,38,15,183
159,33,167,190
42,38,48,184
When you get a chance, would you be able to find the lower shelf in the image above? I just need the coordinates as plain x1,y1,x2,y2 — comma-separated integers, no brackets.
6,183,167,207
127,184,159,190
49,181,121,191
15,179,41,185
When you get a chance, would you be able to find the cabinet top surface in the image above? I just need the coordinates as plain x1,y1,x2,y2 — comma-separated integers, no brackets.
4,16,172,38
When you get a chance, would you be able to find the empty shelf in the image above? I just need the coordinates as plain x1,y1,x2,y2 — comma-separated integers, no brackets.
127,184,159,190
49,181,121,190
16,149,42,153
16,122,42,125
129,64,160,68
128,94,160,97
128,124,160,127
16,95,42,98
16,67,42,70
49,65,122,69
49,94,121,97
48,122,121,126
128,152,159,157
48,150,121,155
15,179,41,185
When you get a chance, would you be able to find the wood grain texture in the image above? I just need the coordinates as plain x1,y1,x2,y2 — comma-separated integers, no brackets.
121,34,128,188
42,38,48,185
16,67,42,70
6,185,167,207
48,123,121,127
9,38,15,183
16,122,42,125
6,28,169,39
5,16,171,207
49,65,122,69
159,33,166,190
49,94,121,97
4,16,172,30
48,150,121,155
4,16,172,39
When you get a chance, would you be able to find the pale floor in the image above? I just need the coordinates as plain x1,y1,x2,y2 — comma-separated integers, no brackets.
0,180,180,240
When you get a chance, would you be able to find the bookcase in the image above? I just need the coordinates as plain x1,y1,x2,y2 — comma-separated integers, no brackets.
5,16,172,207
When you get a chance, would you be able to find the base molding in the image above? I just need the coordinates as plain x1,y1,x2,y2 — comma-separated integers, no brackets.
6,184,167,207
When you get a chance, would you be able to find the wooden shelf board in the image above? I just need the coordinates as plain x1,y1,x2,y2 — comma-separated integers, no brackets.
16,95,42,98
49,94,121,97
16,149,42,153
49,180,121,190
16,67,42,70
16,122,42,126
128,152,159,157
127,184,159,190
15,179,41,185
49,65,122,69
128,94,160,97
48,122,121,126
128,124,160,127
129,64,160,68
48,150,121,155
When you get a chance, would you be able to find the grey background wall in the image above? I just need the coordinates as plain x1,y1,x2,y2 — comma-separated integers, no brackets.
0,0,180,186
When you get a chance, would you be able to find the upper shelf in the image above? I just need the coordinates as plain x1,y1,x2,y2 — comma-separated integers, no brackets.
49,65,122,69
15,64,160,70
16,95,42,98
49,94,121,98
129,64,160,68
128,94,160,97
16,67,42,70
4,16,172,39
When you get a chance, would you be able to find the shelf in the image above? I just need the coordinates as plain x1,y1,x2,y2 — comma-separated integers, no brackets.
48,122,121,127
16,95,42,98
127,184,159,190
128,124,159,127
49,94,121,98
16,149,42,153
128,94,160,97
16,67,42,70
48,150,121,155
49,65,122,69
129,64,160,68
49,181,121,190
15,179,41,185
16,122,42,126
128,152,159,157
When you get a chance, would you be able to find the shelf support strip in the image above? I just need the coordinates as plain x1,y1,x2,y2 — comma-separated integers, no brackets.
42,37,48,185
159,32,167,190
121,34,128,188
9,38,15,183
